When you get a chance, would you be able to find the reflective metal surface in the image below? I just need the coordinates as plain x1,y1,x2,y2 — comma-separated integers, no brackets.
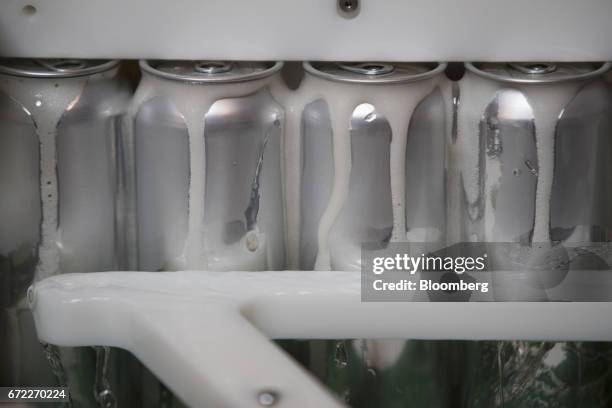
132,73,286,271
405,87,447,243
0,61,131,403
0,59,119,78
328,102,393,271
480,89,537,243
456,64,612,406
466,62,611,84
203,90,285,270
304,61,447,84
455,64,612,301
0,91,39,309
56,76,124,272
551,80,612,243
300,99,334,270
140,60,283,83
300,90,447,270
134,97,190,272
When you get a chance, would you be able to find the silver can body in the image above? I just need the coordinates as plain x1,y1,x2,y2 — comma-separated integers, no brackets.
298,61,448,271
0,59,130,387
455,63,612,407
453,62,612,301
131,60,286,271
293,61,449,408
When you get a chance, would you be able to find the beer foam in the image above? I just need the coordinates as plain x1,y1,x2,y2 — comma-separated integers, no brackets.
455,73,583,245
455,73,501,242
518,82,582,243
284,73,442,271
1,75,90,280
130,73,280,270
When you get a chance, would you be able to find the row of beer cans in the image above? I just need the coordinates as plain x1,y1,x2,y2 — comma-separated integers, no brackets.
1,59,611,297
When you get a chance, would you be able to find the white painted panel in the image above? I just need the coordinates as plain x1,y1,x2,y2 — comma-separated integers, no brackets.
1,0,611,60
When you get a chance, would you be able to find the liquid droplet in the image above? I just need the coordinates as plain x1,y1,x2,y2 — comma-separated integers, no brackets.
524,160,538,176
42,343,73,407
246,232,259,252
94,346,117,408
334,340,349,369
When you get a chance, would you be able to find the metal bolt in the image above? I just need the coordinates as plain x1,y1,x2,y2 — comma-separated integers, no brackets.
27,286,35,308
96,389,117,408
257,391,279,406
509,62,557,75
338,0,360,18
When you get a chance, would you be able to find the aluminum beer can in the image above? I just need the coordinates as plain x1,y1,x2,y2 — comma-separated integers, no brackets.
131,60,286,271
294,61,448,271
0,59,130,399
286,61,449,408
452,62,612,301
454,62,612,407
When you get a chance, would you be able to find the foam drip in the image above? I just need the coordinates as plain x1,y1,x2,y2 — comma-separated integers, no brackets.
371,82,441,242
456,72,501,242
285,73,442,271
0,75,94,280
270,79,314,270
130,73,279,270
519,82,582,243
314,96,355,270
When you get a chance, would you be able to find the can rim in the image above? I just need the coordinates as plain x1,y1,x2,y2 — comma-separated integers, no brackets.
140,60,284,83
465,62,612,84
0,59,121,78
303,61,447,84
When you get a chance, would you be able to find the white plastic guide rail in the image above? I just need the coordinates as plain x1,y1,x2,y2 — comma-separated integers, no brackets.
30,271,612,408
1,0,612,61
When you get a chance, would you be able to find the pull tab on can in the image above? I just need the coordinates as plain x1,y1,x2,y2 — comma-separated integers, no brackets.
508,62,557,75
337,62,395,76
35,59,89,73
194,61,234,75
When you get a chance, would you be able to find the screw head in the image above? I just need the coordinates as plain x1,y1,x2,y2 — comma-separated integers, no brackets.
27,286,36,308
338,0,360,17
257,390,279,406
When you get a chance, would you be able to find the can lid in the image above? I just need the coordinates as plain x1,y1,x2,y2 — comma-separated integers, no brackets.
466,62,611,84
140,60,283,83
303,62,447,84
0,59,120,78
